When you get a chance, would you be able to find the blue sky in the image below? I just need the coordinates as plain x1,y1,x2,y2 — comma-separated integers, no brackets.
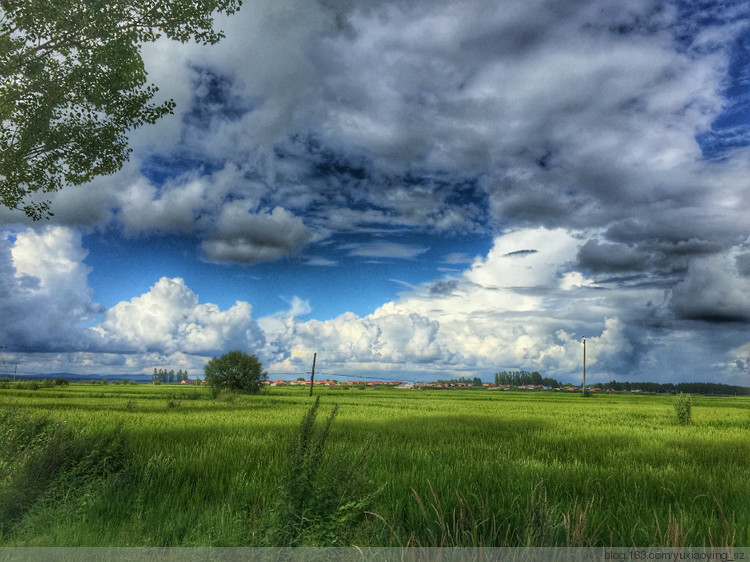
81,230,494,319
0,0,748,384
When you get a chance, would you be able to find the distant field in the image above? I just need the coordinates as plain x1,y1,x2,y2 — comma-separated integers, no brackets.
1,383,748,546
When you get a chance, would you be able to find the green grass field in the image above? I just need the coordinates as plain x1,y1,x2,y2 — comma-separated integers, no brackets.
1,383,748,547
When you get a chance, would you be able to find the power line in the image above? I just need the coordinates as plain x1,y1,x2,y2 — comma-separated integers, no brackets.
316,372,414,383
266,370,415,383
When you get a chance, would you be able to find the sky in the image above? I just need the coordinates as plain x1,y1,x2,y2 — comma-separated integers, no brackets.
0,0,749,385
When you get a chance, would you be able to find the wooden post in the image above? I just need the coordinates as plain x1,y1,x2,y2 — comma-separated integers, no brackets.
582,338,586,396
309,352,317,397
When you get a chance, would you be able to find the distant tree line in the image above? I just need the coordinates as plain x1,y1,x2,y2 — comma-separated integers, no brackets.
595,380,750,396
491,370,749,395
153,368,189,384
494,371,561,388
436,377,485,386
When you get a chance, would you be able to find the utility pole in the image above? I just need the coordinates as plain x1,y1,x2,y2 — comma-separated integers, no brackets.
582,338,586,396
309,352,317,397
14,363,17,382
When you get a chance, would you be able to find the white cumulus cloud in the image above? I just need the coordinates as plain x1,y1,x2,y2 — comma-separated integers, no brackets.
94,277,264,355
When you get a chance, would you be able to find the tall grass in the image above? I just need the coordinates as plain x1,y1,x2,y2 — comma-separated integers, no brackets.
0,384,748,546
0,408,126,541
264,396,376,545
674,392,692,425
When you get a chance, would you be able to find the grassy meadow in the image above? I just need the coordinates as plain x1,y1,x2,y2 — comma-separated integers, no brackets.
0,383,748,547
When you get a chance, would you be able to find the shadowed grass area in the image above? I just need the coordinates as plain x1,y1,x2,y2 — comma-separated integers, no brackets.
0,384,748,546
0,408,127,542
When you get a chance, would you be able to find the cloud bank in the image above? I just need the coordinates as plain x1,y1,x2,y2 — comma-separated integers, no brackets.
2,226,747,385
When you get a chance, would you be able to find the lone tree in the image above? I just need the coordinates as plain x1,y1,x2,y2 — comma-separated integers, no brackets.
0,0,242,219
204,351,267,396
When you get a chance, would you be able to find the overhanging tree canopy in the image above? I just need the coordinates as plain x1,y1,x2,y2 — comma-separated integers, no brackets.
0,0,241,219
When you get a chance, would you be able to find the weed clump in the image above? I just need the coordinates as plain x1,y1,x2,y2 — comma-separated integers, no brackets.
674,393,692,426
526,482,554,546
265,397,375,546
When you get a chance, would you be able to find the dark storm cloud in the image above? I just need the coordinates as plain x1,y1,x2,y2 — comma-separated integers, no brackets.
201,206,312,264
429,279,459,295
668,254,750,323
504,249,538,258
736,253,750,277
342,241,429,260
270,135,491,235
603,218,736,247
577,240,649,273
29,0,740,276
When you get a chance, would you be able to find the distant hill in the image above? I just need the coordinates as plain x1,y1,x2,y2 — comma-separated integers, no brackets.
4,373,154,383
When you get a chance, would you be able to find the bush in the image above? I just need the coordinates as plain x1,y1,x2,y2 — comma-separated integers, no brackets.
16,381,39,390
674,393,692,426
204,350,268,396
52,377,69,386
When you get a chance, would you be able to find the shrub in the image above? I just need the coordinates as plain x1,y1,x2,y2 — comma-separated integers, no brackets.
204,351,267,396
16,381,39,390
674,393,692,426
52,377,69,386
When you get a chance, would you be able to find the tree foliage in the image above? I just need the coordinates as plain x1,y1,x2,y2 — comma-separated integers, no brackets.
204,350,267,395
601,379,750,395
152,368,188,383
494,370,554,387
0,0,241,219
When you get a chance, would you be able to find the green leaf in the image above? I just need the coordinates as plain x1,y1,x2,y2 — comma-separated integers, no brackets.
0,0,242,219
